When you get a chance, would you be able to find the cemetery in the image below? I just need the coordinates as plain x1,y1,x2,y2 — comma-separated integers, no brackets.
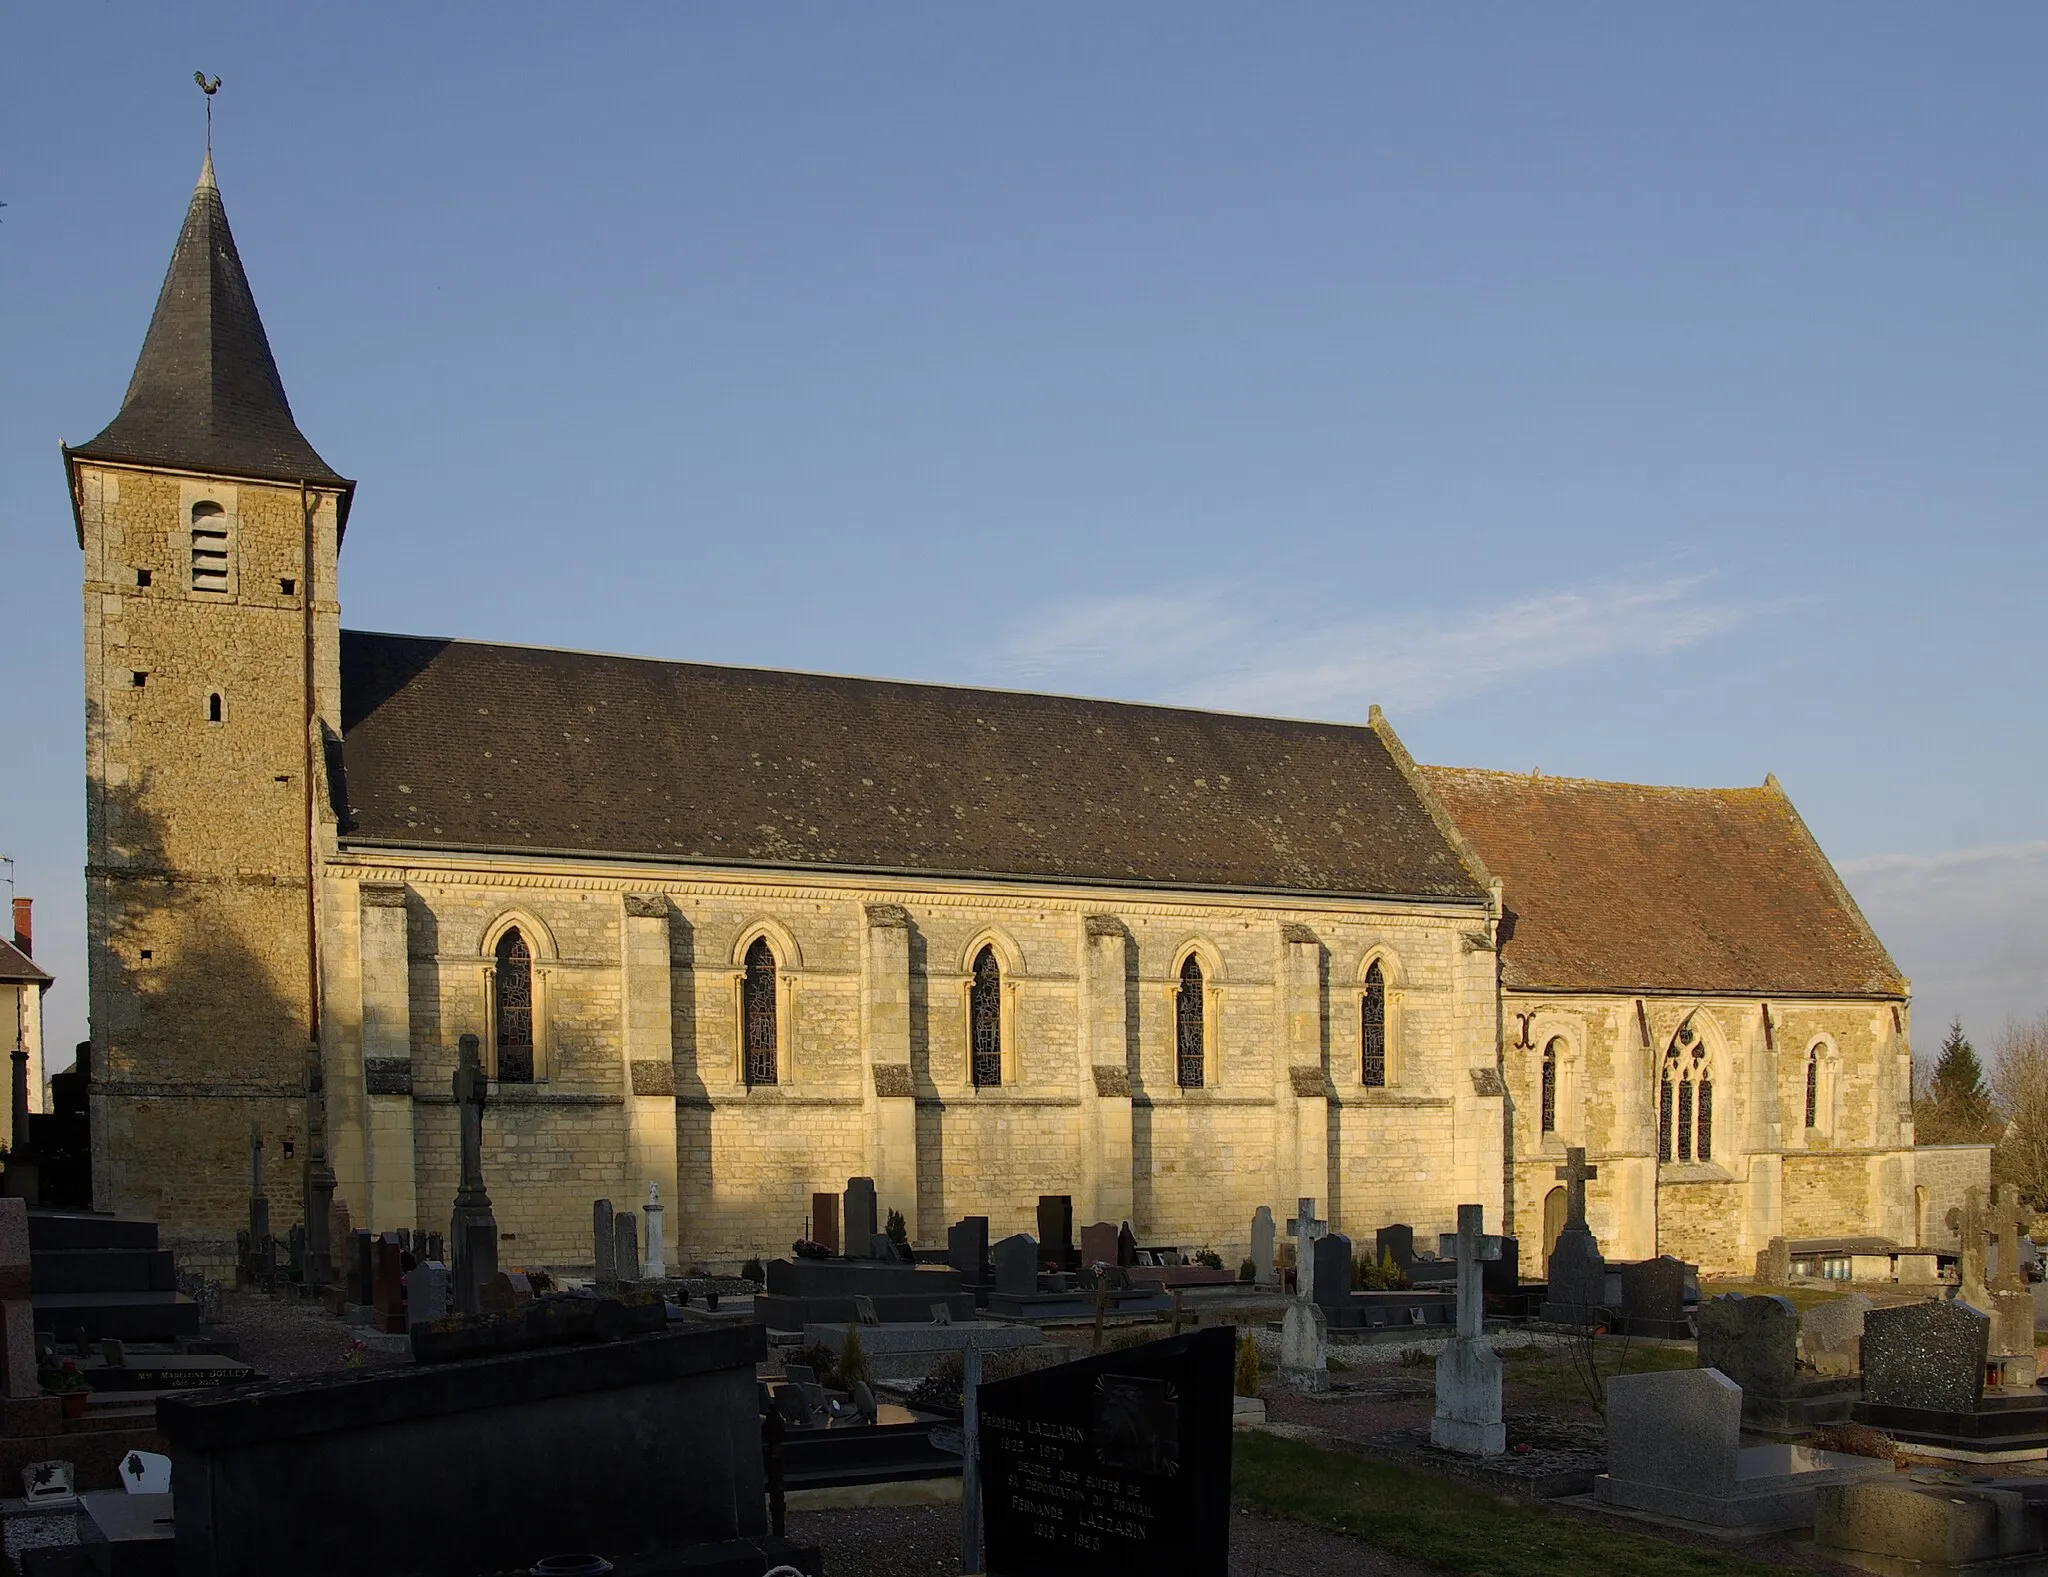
9,1135,2048,1575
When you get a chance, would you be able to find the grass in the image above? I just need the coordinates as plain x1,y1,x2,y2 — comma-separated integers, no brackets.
1499,1337,1696,1409
1232,1431,1787,1577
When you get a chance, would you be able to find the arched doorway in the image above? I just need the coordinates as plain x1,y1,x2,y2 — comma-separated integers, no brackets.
1543,1186,1567,1271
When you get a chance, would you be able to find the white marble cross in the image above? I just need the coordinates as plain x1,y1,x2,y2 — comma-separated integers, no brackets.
1285,1196,1327,1303
1437,1204,1502,1341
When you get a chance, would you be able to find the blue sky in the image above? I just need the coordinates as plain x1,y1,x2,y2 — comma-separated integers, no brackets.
3,5,2044,1066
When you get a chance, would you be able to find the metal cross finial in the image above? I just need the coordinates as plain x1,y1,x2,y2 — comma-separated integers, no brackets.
194,72,221,155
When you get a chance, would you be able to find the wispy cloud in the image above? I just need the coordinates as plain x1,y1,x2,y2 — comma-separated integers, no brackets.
990,571,1772,719
1838,841,2048,1047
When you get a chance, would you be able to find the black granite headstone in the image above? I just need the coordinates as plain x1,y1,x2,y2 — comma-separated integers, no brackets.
843,1178,878,1260
350,1230,374,1307
1376,1224,1414,1270
1696,1292,1798,1398
1619,1255,1690,1335
1116,1221,1137,1268
994,1233,1039,1298
1481,1235,1519,1296
979,1326,1231,1577
947,1216,990,1283
1312,1233,1354,1309
1863,1300,1989,1412
1037,1196,1074,1271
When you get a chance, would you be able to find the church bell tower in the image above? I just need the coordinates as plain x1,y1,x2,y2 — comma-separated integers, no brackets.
64,152,353,1261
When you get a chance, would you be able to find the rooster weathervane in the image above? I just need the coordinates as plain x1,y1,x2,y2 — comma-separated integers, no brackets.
194,72,221,155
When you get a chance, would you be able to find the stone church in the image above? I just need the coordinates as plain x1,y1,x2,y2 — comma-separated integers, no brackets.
63,157,1944,1276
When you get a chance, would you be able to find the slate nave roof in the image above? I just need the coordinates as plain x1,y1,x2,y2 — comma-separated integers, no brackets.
334,631,1490,903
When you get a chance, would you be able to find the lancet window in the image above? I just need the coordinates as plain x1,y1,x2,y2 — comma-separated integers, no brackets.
970,946,1002,1088
494,928,535,1083
743,937,779,1086
1176,954,1205,1089
1361,961,1387,1087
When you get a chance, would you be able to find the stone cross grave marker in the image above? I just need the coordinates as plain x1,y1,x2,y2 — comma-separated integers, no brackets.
449,1033,497,1316
1286,1197,1327,1303
593,1199,618,1290
1251,1206,1275,1286
1948,1186,1990,1305
1556,1146,1596,1227
1992,1184,2030,1292
1430,1203,1504,1455
643,1183,667,1280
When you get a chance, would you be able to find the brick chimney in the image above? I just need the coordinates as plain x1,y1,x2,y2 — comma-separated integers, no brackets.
11,898,29,958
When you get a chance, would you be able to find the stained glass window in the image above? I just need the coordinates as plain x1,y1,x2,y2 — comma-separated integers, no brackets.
1658,1070,1675,1162
1677,1076,1694,1162
743,937,778,1086
494,928,534,1084
1805,1053,1819,1129
1540,1037,1559,1134
971,947,1002,1088
1697,1076,1713,1162
1176,955,1205,1089
1362,962,1387,1088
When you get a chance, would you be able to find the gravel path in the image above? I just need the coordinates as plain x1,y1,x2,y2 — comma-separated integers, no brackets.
213,1291,410,1377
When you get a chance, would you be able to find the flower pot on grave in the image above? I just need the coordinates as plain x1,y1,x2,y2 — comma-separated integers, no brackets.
60,1391,87,1422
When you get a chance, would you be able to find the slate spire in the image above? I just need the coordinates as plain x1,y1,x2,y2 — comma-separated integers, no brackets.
71,155,345,485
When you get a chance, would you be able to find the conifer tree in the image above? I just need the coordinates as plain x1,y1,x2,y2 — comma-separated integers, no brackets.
1917,1019,2001,1144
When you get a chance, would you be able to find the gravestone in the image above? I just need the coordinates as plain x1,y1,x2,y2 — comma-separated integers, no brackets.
1950,1187,1991,1308
993,1234,1038,1299
615,1211,641,1283
1036,1196,1074,1272
1598,1366,1887,1527
448,1034,499,1316
1755,1235,1792,1287
593,1199,618,1290
1481,1234,1520,1298
1376,1223,1415,1271
843,1177,879,1260
1988,1185,2036,1385
1539,1147,1606,1324
947,1216,990,1283
404,1262,450,1328
423,1231,444,1264
810,1192,840,1255
1619,1255,1692,1338
326,1200,352,1275
643,1183,666,1280
372,1232,407,1333
1800,1293,1873,1376
288,1224,307,1282
1429,1203,1504,1456
1287,1198,1327,1303
1116,1221,1137,1267
1861,1299,1989,1412
349,1231,374,1308
1696,1293,1798,1397
1311,1233,1353,1310
1079,1222,1118,1268
0,1198,34,1398
978,1327,1231,1577
1250,1206,1276,1286
481,1271,534,1316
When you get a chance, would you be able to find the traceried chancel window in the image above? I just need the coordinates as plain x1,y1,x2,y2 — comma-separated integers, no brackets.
1657,1023,1714,1163
1540,1037,1560,1134
743,937,779,1086
494,928,535,1083
1176,954,1206,1089
1361,962,1387,1087
970,946,1002,1088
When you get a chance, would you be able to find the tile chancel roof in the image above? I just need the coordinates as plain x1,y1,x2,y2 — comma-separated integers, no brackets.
1420,766,1904,998
337,633,1488,901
